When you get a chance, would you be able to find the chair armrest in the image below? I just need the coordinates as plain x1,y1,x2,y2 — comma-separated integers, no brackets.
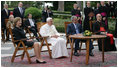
30,36,44,39
41,36,49,38
65,34,70,37
13,38,28,42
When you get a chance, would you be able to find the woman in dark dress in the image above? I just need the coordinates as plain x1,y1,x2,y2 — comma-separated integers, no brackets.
93,14,116,51
13,17,46,63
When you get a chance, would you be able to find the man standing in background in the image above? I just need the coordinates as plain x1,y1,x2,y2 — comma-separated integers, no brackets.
1,4,10,41
13,2,25,28
94,3,100,19
83,1,94,31
98,1,108,30
42,6,53,22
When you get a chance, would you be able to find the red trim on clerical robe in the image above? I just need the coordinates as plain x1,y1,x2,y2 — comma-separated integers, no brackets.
101,12,108,26
75,14,80,17
10,11,13,15
106,33,114,45
100,27,106,32
75,14,82,25
100,27,114,45
101,12,106,17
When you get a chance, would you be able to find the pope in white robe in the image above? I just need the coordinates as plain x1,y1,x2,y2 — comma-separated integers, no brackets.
40,17,69,58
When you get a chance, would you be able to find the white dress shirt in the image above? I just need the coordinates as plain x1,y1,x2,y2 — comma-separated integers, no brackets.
18,7,23,14
29,19,35,27
73,23,79,34
4,8,8,15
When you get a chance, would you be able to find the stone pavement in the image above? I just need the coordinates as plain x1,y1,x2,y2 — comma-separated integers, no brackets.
1,33,117,67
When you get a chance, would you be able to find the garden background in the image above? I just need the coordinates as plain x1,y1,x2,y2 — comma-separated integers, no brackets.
1,1,117,36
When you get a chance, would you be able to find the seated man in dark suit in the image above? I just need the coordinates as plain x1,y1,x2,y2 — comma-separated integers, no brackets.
24,14,39,41
67,16,94,56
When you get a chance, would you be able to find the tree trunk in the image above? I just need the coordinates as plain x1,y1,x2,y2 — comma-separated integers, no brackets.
58,1,64,12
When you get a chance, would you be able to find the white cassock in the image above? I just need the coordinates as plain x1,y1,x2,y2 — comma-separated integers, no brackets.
40,24,69,58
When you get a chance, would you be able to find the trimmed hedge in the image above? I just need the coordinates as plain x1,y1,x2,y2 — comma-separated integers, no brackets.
24,7,42,19
53,11,71,19
8,8,14,11
53,11,71,14
56,27,65,33
53,14,71,19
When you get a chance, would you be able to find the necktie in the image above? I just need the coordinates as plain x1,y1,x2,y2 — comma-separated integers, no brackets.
30,19,34,26
5,9,8,16
20,8,23,14
75,24,79,34
48,13,50,17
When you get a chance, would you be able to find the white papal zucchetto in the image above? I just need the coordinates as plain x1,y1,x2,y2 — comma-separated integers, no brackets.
46,17,52,22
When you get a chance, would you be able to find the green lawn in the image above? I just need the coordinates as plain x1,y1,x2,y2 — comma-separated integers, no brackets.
108,18,116,31
53,18,71,27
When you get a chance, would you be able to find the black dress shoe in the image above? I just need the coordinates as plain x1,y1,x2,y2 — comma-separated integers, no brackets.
36,38,40,42
36,60,46,64
89,52,94,56
74,52,80,56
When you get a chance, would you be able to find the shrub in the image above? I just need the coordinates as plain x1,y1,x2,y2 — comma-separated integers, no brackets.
56,27,65,33
24,7,41,19
53,18,71,33
51,1,76,11
64,1,76,11
108,18,116,37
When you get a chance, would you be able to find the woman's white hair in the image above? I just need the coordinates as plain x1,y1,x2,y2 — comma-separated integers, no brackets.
9,15,14,19
46,17,52,22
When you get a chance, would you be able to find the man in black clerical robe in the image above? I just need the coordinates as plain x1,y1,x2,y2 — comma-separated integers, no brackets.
83,2,94,31
94,3,100,20
93,14,116,51
71,4,82,26
98,1,108,30
71,4,81,17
